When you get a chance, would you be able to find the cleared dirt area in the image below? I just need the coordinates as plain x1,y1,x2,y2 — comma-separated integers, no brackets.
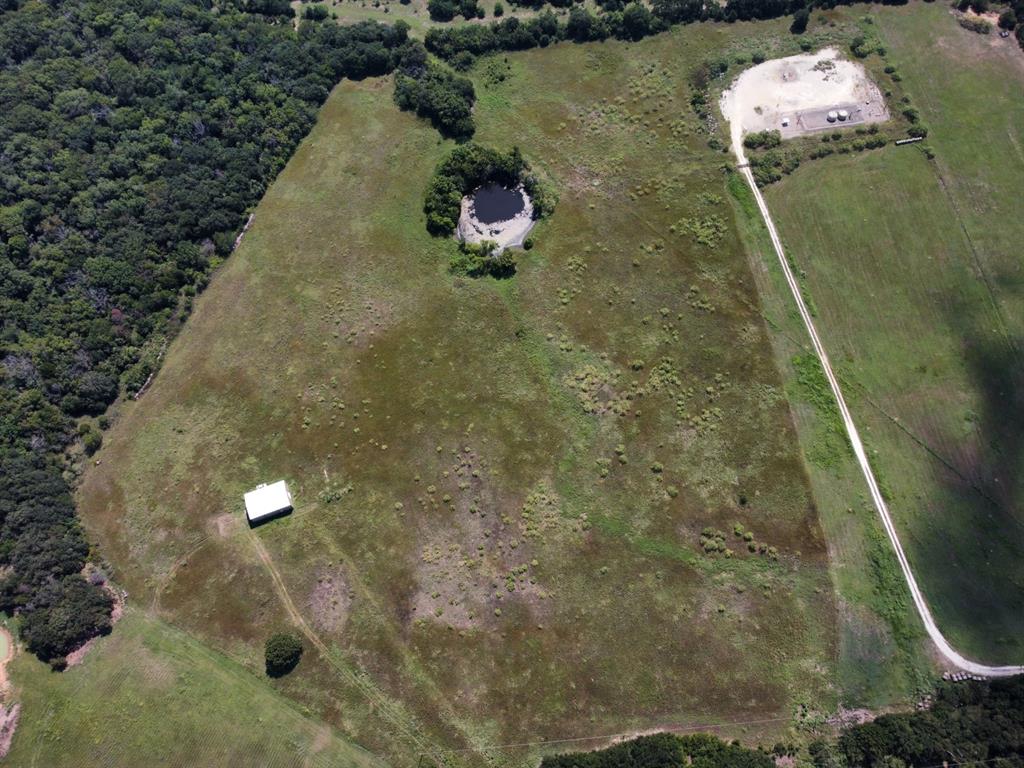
720,47,889,147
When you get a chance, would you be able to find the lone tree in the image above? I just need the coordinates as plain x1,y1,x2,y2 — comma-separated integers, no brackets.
264,633,303,677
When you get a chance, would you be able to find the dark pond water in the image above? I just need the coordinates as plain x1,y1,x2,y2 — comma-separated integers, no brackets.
472,183,524,224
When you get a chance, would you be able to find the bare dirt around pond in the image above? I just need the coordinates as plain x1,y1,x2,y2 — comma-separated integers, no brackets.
457,184,535,253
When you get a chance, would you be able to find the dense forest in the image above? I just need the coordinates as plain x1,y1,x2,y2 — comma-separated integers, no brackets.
831,675,1024,767
0,0,446,667
542,676,1024,768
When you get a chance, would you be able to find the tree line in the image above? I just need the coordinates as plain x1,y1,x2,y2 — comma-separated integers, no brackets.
0,0,462,668
423,0,978,67
541,675,1024,768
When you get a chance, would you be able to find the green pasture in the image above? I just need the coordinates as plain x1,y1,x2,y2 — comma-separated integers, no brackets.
762,3,1024,665
5,612,381,768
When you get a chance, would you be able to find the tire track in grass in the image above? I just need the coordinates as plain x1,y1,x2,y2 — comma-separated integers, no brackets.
244,527,457,768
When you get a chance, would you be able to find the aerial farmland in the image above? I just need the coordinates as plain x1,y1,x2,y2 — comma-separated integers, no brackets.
0,0,1021,765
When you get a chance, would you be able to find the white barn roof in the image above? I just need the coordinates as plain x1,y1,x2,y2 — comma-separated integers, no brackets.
244,480,293,524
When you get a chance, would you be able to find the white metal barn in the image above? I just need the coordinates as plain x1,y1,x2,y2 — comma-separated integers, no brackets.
243,480,293,525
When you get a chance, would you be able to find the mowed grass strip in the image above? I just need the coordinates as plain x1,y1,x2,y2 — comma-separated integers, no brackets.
6,611,382,768
78,23,838,764
763,4,1024,664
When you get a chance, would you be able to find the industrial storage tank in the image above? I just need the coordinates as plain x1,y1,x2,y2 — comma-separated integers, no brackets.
837,109,849,121
827,110,839,123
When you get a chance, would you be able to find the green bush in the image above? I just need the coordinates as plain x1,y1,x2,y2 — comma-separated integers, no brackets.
264,633,303,677
743,129,782,149
82,427,103,456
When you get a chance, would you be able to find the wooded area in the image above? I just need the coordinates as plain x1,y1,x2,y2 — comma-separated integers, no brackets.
542,677,1024,768
0,0,424,666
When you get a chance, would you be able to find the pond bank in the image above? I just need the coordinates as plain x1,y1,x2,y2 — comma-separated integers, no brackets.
457,184,535,253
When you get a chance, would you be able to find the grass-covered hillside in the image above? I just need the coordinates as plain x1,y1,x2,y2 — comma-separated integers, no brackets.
78,20,841,766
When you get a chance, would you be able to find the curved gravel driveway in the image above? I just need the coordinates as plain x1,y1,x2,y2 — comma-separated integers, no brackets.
732,141,1024,678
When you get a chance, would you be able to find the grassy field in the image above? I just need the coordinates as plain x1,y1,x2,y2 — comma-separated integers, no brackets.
75,20,845,767
6,612,381,768
761,3,1024,664
729,165,933,707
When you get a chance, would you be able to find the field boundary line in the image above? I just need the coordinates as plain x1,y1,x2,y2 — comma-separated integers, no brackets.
730,142,1024,677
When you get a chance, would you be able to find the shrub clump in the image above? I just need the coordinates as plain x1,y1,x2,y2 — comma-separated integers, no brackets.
20,574,114,669
958,15,992,33
423,144,555,237
428,0,481,21
394,45,476,140
451,241,517,277
743,129,782,150
265,632,304,677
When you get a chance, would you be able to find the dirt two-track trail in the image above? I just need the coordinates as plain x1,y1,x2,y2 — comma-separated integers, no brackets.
730,139,1023,678
244,529,457,767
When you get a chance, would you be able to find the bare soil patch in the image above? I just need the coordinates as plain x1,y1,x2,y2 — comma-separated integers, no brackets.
0,703,19,760
308,567,353,634
720,47,889,151
408,452,576,630
211,512,239,539
0,628,11,692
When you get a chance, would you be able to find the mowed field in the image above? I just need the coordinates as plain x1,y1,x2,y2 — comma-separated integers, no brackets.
75,21,840,767
7,612,382,768
763,3,1024,664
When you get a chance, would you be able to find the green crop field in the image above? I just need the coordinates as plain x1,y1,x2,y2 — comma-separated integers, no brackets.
74,21,849,767
761,3,1024,665
6,611,381,768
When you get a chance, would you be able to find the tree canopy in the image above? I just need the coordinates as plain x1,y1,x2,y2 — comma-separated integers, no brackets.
541,733,775,768
264,632,303,677
0,0,423,666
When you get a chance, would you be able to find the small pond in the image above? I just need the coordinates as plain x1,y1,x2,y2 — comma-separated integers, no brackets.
472,183,525,224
